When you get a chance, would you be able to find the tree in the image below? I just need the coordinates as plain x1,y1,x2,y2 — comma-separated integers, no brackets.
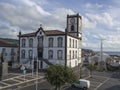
45,65,77,90
87,64,97,77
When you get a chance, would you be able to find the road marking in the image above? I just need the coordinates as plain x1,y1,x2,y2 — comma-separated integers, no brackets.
10,78,22,83
0,82,11,86
17,79,46,90
94,78,109,90
0,76,45,89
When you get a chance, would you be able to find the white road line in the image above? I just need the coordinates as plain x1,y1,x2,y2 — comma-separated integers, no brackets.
14,77,25,81
0,82,11,86
0,76,44,89
2,73,31,81
94,78,110,90
17,79,46,90
10,78,22,83
0,86,2,89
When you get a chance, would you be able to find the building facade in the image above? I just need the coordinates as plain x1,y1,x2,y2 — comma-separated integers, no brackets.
19,14,82,69
0,40,18,63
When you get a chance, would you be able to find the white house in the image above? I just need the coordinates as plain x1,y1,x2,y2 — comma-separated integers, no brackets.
0,40,18,63
89,53,112,65
18,14,82,69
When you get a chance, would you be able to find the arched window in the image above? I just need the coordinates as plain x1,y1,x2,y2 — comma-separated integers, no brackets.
22,39,26,47
57,50,63,60
48,38,53,47
21,49,25,59
57,37,63,47
71,25,74,31
29,38,33,47
48,50,53,59
28,50,33,59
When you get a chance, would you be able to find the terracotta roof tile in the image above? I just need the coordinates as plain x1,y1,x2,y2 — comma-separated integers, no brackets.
45,30,65,36
19,30,65,37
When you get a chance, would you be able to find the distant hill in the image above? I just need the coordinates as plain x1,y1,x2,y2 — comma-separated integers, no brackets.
82,48,95,53
82,48,95,56
0,38,18,46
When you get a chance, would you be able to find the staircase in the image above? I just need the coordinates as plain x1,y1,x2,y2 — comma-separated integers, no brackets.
42,59,53,65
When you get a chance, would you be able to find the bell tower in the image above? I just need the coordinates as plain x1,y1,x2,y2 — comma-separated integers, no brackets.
66,13,82,38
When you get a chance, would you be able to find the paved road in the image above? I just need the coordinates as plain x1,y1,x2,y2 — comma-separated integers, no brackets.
97,78,120,90
63,75,109,90
0,73,45,90
0,69,120,90
64,71,120,90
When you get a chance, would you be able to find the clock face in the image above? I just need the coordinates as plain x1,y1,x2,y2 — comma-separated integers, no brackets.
70,18,75,24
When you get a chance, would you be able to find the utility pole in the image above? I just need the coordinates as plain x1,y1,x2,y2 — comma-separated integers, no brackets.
98,38,107,71
100,38,103,64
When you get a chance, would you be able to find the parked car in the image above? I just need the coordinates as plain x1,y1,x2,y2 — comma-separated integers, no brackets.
72,79,90,90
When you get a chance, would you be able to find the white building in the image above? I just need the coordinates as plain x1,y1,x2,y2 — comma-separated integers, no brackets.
89,53,112,65
18,14,82,69
0,40,18,63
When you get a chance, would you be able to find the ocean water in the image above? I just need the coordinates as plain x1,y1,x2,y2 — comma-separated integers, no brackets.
104,52,120,56
95,51,120,56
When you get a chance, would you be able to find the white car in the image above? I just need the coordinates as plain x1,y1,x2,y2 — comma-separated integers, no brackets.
72,79,90,90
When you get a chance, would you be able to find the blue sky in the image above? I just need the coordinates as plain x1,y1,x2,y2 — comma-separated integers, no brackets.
0,0,120,51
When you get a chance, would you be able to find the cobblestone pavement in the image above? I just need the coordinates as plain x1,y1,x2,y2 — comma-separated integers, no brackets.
0,73,45,90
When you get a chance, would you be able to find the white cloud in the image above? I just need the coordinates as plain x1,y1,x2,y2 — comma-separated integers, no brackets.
85,3,103,9
86,12,113,27
85,3,92,9
82,16,97,29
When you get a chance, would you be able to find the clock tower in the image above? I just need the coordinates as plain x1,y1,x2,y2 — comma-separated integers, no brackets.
66,13,82,38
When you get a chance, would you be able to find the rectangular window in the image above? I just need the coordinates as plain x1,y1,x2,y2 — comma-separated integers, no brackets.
48,38,53,47
58,37,63,47
69,50,71,60
69,38,71,48
29,50,33,59
29,38,33,47
57,50,62,60
48,50,53,59
21,50,25,59
22,39,26,47
73,51,74,59
76,40,77,48
73,39,74,48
